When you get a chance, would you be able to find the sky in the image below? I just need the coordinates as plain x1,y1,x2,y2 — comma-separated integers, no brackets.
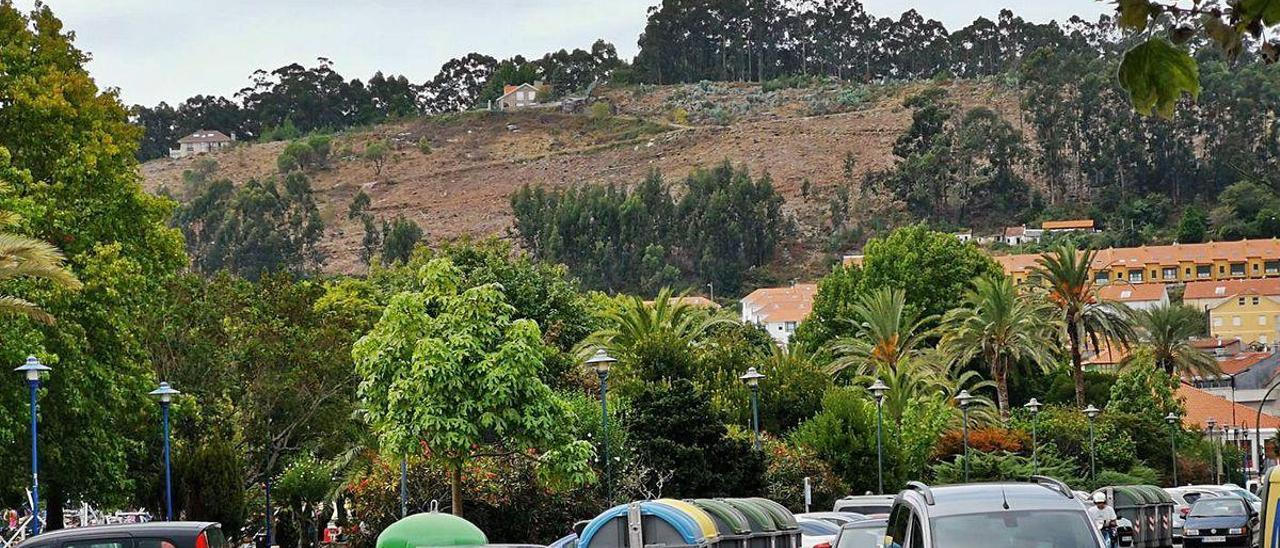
20,0,1110,107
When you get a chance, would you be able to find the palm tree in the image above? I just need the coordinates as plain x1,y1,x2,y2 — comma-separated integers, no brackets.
828,287,936,376
1032,244,1135,407
0,211,81,323
1124,303,1219,377
940,275,1058,419
579,287,731,379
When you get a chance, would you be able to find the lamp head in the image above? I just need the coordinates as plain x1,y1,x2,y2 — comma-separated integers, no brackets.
14,356,51,382
1164,412,1179,425
585,349,616,376
149,381,181,404
868,379,889,402
1084,404,1101,419
955,390,974,408
1207,417,1217,430
1023,398,1042,414
739,367,765,388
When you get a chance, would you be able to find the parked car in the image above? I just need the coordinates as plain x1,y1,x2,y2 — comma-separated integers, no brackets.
834,495,895,518
1182,497,1258,548
799,517,842,548
797,512,869,527
1169,487,1224,518
817,518,887,548
881,476,1105,548
19,522,226,548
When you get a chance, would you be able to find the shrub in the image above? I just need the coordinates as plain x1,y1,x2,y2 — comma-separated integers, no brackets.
933,428,1029,459
763,442,848,512
671,107,689,125
417,137,432,155
590,101,612,120
930,450,1079,486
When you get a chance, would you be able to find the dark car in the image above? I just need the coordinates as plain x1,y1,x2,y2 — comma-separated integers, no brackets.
19,522,226,548
816,518,887,548
1182,497,1257,548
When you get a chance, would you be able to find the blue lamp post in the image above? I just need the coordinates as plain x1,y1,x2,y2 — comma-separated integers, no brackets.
869,379,889,494
149,382,180,521
740,367,766,450
586,349,617,503
956,390,975,482
16,356,50,536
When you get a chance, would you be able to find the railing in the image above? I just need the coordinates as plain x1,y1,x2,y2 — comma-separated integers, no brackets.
2,515,35,548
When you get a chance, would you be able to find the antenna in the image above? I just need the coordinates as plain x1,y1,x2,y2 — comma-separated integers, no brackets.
1000,486,1011,510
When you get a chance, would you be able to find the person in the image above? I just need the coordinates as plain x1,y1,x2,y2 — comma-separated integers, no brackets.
1087,492,1118,548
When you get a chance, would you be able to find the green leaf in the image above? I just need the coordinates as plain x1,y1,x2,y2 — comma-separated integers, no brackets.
1240,0,1280,26
1117,38,1201,118
1203,15,1245,59
1117,0,1155,30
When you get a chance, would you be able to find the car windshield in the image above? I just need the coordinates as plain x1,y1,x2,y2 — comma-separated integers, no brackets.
800,520,841,536
837,504,891,515
838,527,886,548
1190,499,1246,517
931,510,1098,548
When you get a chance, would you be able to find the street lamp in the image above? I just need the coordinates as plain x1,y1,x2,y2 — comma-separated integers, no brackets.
869,379,889,494
1208,417,1220,484
1165,412,1179,487
586,349,617,503
400,457,407,518
740,367,766,450
956,390,975,482
1024,398,1043,475
149,382,181,521
1084,404,1101,481
16,356,49,536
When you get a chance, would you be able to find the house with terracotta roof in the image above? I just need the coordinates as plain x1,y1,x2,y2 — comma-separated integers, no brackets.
1096,283,1169,311
740,283,817,346
495,81,549,111
1042,219,1096,232
995,239,1280,286
1178,382,1280,475
1001,225,1043,246
169,130,234,159
643,296,719,309
1184,279,1280,345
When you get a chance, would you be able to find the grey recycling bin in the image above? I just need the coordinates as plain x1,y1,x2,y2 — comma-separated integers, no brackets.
578,501,711,548
748,498,801,548
722,498,780,548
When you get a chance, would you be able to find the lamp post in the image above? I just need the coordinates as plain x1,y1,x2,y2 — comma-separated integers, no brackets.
740,367,766,450
1085,405,1101,481
16,356,49,536
586,349,617,503
1165,412,1179,487
1023,398,1043,475
956,390,975,482
1236,426,1247,484
1255,382,1280,477
869,379,889,494
400,457,407,518
149,382,181,521
1208,417,1220,484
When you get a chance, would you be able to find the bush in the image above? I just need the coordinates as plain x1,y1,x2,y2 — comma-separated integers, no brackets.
417,137,432,155
933,428,1029,459
930,450,1079,486
763,442,848,512
671,107,689,125
380,215,423,264
590,101,612,120
179,439,247,536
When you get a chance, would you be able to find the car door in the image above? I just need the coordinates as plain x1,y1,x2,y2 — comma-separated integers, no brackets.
904,511,926,548
885,505,909,548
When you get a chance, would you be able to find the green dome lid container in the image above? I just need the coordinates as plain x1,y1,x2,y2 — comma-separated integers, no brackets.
691,499,751,548
375,512,488,548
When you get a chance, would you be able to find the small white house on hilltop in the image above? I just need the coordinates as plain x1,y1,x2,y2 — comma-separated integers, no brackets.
170,130,234,159
740,283,817,346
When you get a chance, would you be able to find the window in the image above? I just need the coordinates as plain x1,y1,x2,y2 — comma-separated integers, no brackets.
1198,265,1212,278
1234,316,1243,327
784,321,797,333
1240,297,1248,306
1214,316,1224,327
65,541,131,548
1261,335,1269,344
1151,270,1159,280
1232,263,1246,276
1163,267,1178,280
1256,263,1262,272
885,506,909,548
1267,261,1280,275
1255,296,1262,305
929,511,1096,548
1129,270,1143,283
907,512,925,548
1262,315,1269,326
1094,272,1110,284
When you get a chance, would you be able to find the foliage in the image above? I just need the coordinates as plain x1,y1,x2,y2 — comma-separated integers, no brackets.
859,224,1004,322
511,162,787,294
352,258,593,514
379,215,423,264
582,288,730,390
762,441,848,513
417,137,432,155
933,428,1029,459
792,264,863,352
624,378,764,498
1117,38,1200,118
829,287,936,376
277,135,332,173
931,450,1079,485
703,339,831,435
1123,305,1218,377
363,140,390,177
179,438,247,536
175,174,325,280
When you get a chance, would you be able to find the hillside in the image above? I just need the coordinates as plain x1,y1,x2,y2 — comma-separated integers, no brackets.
140,79,1022,275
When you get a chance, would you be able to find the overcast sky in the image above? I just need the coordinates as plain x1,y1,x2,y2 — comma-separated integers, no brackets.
20,1,1109,106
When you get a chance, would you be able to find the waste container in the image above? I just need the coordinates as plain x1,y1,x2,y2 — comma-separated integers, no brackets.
656,499,720,543
1107,486,1148,548
1135,485,1174,548
375,511,487,548
578,501,710,548
690,499,752,548
721,499,780,548
748,498,801,548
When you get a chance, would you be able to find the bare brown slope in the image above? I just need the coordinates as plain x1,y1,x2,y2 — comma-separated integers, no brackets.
140,79,1021,275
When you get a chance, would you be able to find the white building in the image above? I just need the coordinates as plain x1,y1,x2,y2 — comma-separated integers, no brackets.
169,130,234,159
740,283,817,346
1002,226,1043,246
1096,282,1169,311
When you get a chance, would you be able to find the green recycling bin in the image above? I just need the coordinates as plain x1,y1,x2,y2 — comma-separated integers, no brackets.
721,499,780,548
748,498,801,548
375,511,487,548
691,499,752,548
1107,486,1148,548
1135,485,1174,548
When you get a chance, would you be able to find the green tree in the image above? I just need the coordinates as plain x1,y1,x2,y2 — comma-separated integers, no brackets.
1033,245,1136,407
828,287,936,377
179,438,246,536
0,208,82,322
791,263,862,352
379,215,423,264
939,275,1057,419
1124,303,1218,377
275,457,334,548
1177,205,1208,243
352,258,593,516
363,141,390,177
582,288,729,386
859,224,1004,321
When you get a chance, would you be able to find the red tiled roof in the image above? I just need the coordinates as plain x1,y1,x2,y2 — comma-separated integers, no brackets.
742,284,817,323
1184,278,1280,300
1004,226,1027,237
1043,219,1095,230
997,239,1280,274
1218,352,1272,375
1085,345,1129,366
1097,283,1167,302
1178,383,1280,429
642,296,720,309
177,130,232,144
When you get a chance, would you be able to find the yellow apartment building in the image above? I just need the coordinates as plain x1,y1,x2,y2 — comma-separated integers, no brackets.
994,239,1280,286
1185,279,1280,345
